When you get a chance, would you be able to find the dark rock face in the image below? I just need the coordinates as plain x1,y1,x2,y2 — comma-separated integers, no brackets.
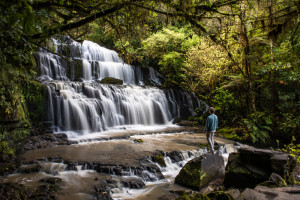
23,133,77,151
0,176,63,200
175,152,225,190
100,77,123,85
175,120,195,126
224,146,296,188
121,177,145,189
166,151,184,163
17,164,42,173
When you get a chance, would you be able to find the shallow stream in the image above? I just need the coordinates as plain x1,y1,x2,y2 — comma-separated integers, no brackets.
0,127,235,200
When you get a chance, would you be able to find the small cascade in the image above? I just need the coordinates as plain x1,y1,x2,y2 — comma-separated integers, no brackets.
34,36,208,137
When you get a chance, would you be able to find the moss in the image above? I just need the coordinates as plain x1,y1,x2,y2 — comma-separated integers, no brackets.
154,155,167,167
207,191,234,200
175,157,204,190
70,59,83,81
22,80,47,123
231,166,251,176
217,127,244,141
100,77,123,85
133,139,143,143
258,181,280,188
176,193,209,200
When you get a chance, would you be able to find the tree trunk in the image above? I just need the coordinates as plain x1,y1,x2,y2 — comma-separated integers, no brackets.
240,10,256,114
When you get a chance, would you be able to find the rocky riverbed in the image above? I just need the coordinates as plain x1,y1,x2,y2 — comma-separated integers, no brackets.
0,126,299,200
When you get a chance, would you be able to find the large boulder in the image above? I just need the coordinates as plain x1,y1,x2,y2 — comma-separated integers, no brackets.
175,152,225,190
224,146,296,188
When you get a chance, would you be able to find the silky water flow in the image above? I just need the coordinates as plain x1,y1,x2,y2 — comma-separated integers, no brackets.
0,37,236,200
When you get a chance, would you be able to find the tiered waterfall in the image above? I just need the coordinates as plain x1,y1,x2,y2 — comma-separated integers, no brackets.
34,37,207,136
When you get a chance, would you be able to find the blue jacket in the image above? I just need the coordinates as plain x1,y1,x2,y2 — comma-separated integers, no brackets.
204,114,218,132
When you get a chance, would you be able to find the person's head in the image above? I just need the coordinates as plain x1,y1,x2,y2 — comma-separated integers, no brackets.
209,107,215,114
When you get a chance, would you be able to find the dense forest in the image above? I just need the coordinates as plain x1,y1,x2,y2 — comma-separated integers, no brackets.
0,0,299,157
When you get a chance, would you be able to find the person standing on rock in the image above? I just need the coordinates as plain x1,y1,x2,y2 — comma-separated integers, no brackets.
204,107,218,151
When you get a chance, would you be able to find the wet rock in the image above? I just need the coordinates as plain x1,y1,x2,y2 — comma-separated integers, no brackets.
176,120,195,126
175,152,225,190
121,177,145,189
152,153,167,167
65,161,78,171
17,164,42,173
239,185,300,200
224,146,296,188
93,183,113,200
0,182,32,200
166,151,184,163
172,118,182,124
39,177,62,185
133,139,144,143
0,177,62,200
140,157,165,180
100,77,123,85
22,133,74,151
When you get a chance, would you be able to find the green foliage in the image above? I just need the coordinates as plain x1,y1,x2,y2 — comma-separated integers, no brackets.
142,26,199,88
217,128,245,141
277,137,300,163
211,88,240,125
242,112,272,145
0,125,30,155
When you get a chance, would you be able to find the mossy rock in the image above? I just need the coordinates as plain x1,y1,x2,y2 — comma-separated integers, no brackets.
175,156,203,190
258,173,287,188
133,139,143,143
0,162,19,176
69,59,83,81
175,153,225,190
207,191,234,200
0,183,32,200
153,154,166,167
176,193,209,200
100,77,123,85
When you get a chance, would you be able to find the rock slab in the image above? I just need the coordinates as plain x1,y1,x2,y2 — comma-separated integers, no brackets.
224,146,296,188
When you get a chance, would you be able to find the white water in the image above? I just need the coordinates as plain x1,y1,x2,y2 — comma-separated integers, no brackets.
34,37,206,139
23,37,212,199
111,149,207,200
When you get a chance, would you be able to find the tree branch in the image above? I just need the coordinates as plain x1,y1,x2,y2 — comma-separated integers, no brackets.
31,1,137,39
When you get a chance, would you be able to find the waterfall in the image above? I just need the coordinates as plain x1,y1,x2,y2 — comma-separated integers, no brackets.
35,36,207,136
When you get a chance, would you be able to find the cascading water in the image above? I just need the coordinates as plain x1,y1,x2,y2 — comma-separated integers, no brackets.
0,37,217,200
34,36,207,137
